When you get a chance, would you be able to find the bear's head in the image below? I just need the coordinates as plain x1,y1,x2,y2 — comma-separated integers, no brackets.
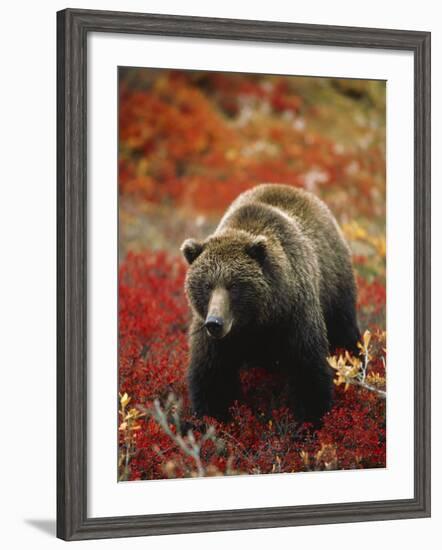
181,230,287,339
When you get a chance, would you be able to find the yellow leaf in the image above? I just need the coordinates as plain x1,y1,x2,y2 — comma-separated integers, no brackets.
300,450,309,466
120,393,130,408
363,330,371,349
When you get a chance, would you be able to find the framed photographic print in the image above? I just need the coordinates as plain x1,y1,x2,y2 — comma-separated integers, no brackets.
57,8,431,541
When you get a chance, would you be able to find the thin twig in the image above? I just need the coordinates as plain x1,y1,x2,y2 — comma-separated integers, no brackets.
344,378,387,398
152,398,213,477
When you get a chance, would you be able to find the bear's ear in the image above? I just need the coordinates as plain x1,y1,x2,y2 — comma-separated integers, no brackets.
180,239,204,265
246,235,268,263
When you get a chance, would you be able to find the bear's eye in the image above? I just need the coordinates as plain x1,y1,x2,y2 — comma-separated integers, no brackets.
228,282,239,292
202,281,212,292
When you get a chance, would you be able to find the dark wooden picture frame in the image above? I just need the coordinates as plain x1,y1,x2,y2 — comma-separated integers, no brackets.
57,8,431,541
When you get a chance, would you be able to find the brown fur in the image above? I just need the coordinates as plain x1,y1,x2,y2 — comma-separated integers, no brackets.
181,184,360,424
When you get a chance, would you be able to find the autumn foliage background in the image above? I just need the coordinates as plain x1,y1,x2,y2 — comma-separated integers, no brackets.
118,68,386,481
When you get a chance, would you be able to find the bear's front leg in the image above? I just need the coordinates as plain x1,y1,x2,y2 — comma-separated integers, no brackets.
284,314,334,426
187,329,241,421
287,353,333,426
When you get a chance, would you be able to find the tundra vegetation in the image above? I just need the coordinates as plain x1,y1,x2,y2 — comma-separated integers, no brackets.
118,69,386,481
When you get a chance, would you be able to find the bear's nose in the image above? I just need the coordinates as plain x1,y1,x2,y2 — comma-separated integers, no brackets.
205,316,224,338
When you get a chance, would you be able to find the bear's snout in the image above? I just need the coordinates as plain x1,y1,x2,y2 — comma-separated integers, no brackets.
205,287,233,339
205,316,224,338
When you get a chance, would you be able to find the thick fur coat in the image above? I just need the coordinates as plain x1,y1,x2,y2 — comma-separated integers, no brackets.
181,184,360,423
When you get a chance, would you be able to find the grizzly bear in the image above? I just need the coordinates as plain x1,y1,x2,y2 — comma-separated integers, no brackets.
181,184,360,424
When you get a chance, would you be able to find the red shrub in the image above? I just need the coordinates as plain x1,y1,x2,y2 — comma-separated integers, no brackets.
118,251,386,480
118,70,385,222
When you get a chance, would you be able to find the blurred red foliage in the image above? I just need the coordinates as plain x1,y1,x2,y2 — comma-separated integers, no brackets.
119,70,385,219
